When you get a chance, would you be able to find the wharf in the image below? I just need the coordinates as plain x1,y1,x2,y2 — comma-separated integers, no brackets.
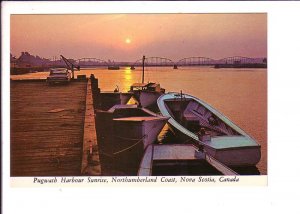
11,78,100,176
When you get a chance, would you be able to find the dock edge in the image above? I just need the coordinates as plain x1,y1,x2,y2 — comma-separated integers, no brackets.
81,78,101,175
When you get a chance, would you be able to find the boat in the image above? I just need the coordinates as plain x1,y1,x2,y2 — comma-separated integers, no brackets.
108,65,120,70
129,82,165,108
138,144,238,176
157,92,261,167
97,90,133,110
95,104,169,149
89,76,133,111
128,55,165,108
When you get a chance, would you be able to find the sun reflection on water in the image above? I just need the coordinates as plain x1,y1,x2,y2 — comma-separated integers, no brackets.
124,67,132,80
122,67,134,91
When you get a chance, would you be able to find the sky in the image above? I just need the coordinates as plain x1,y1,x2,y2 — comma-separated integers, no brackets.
10,14,267,62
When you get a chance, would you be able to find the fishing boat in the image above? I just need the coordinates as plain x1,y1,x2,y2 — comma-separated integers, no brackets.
157,92,261,167
129,82,165,108
138,144,238,176
128,56,165,108
95,104,168,149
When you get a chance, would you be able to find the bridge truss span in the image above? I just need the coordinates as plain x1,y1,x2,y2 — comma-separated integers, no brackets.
133,56,175,67
176,57,216,66
76,58,108,67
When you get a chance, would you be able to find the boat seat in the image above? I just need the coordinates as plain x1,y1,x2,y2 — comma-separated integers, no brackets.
187,110,231,136
195,105,206,116
183,112,199,121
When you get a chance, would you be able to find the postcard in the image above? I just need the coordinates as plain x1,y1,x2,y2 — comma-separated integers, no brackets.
3,1,300,213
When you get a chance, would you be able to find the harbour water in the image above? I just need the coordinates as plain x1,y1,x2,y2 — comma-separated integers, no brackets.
11,66,267,175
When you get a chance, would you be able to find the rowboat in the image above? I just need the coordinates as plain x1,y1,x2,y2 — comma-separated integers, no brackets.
138,144,238,176
157,92,261,167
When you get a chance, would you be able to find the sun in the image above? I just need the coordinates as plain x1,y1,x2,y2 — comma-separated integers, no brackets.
125,38,131,44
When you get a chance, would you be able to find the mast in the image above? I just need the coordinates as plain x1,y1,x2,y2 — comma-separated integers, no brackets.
142,55,145,83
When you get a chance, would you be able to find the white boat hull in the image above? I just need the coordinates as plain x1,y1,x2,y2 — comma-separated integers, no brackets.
138,144,238,176
113,117,167,149
168,129,261,167
134,91,163,108
158,92,261,167
204,145,261,167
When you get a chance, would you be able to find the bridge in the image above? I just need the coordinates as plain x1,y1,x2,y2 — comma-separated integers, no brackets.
53,56,267,70
130,56,267,69
176,57,216,67
130,57,175,69
76,58,109,68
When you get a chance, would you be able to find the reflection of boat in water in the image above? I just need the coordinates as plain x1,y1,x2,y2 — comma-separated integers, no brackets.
129,82,165,108
157,92,261,167
138,144,238,176
96,104,168,149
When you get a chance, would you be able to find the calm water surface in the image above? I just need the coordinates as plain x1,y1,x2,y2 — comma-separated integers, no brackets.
11,66,267,174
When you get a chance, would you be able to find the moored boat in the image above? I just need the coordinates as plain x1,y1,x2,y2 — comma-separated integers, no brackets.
128,55,165,108
129,82,165,108
97,91,133,111
138,144,238,176
95,104,168,149
108,65,120,70
157,92,261,167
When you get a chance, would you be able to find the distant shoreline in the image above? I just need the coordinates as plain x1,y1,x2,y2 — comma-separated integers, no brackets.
10,67,49,75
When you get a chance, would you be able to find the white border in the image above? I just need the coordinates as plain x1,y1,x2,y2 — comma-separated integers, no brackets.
2,1,300,214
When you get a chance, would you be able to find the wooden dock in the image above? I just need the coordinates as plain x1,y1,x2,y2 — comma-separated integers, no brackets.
11,79,100,176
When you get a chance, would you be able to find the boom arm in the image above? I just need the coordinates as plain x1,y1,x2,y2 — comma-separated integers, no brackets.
60,55,80,79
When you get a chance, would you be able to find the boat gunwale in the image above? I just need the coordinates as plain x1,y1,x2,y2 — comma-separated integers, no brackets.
157,92,260,149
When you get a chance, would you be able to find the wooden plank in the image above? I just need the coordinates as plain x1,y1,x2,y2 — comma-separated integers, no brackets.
11,80,87,176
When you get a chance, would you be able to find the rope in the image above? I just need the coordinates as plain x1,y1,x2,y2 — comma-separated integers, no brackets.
114,135,143,141
113,135,146,155
99,124,158,157
99,150,115,158
98,136,144,157
181,137,194,144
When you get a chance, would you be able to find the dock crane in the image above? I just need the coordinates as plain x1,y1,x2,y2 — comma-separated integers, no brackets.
60,55,80,79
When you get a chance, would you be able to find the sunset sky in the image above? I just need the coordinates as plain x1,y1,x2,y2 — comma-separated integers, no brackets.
10,14,267,61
